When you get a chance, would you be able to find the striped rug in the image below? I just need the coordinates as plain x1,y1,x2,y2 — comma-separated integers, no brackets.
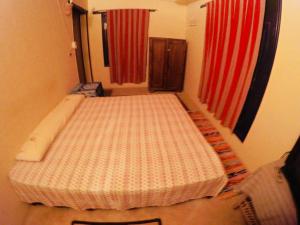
188,111,249,198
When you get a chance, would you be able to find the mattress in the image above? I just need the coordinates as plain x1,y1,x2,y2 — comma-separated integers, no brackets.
9,94,227,210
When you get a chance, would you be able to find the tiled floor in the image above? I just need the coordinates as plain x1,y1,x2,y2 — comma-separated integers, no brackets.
24,196,246,225
109,87,150,96
109,87,175,97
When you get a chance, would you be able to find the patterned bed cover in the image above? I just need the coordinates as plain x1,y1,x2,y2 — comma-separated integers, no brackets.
10,94,227,210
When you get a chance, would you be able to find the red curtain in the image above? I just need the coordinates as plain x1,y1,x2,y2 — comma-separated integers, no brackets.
107,9,150,84
199,0,265,129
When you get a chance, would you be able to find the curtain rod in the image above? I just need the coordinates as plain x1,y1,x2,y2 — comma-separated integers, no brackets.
200,0,213,8
93,9,157,15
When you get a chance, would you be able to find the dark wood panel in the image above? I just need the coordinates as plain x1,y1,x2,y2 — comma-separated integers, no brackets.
149,37,187,92
149,38,168,90
72,7,87,83
164,39,187,91
101,13,110,67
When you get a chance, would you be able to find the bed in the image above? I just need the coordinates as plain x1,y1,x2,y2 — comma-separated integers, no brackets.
9,94,227,210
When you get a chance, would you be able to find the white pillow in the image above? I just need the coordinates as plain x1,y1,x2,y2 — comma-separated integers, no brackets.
16,94,85,162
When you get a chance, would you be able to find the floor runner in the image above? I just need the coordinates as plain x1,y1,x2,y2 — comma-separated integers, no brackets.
188,111,249,198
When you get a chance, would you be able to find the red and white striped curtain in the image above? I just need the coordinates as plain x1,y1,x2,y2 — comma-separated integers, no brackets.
107,9,150,84
199,0,265,129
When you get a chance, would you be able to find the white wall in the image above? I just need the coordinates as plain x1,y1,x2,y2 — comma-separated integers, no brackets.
0,0,79,224
181,0,300,171
88,0,187,89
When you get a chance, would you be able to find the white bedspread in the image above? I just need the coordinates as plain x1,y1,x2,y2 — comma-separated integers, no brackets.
9,94,227,210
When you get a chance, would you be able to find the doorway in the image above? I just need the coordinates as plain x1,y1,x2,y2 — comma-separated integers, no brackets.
72,5,87,84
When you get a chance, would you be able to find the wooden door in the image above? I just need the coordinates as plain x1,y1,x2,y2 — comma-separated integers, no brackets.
72,7,86,84
149,38,168,91
164,39,187,91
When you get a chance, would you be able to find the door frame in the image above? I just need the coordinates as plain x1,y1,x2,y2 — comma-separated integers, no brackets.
72,4,94,83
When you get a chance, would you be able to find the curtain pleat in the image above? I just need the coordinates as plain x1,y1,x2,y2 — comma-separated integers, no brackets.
199,0,265,130
107,9,150,84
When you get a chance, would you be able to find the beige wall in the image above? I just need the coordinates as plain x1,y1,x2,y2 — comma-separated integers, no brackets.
0,0,79,224
181,0,300,171
88,0,187,89
74,0,88,9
